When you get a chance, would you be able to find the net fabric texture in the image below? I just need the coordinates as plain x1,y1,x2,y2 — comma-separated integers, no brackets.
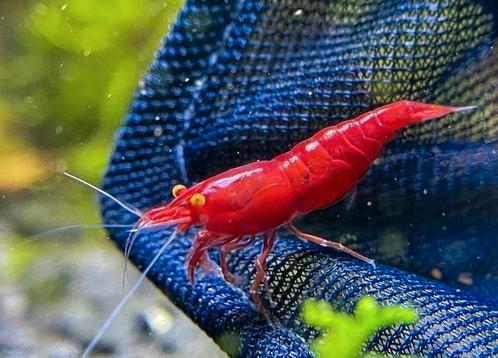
101,0,498,356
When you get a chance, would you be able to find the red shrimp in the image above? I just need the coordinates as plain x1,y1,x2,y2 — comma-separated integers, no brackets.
137,100,474,305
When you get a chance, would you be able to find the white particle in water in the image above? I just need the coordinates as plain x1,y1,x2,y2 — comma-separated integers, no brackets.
153,126,163,137
294,9,303,16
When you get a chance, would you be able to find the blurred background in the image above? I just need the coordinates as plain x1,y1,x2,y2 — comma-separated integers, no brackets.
0,1,225,356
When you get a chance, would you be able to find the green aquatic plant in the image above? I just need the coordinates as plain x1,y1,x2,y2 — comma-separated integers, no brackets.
302,296,418,358
0,0,183,239
0,0,183,190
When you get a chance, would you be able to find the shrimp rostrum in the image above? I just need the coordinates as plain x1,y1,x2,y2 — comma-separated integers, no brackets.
136,100,474,305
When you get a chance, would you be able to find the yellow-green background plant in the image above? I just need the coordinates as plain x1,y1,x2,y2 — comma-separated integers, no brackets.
1,0,182,187
302,296,418,358
0,0,182,282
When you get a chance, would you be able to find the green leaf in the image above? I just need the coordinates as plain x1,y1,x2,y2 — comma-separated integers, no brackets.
302,296,418,358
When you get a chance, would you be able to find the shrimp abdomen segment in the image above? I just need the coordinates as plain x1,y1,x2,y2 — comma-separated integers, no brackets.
274,100,467,214
273,140,357,213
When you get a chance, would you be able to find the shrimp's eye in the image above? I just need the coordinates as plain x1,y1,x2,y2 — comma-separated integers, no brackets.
172,184,187,198
190,193,206,207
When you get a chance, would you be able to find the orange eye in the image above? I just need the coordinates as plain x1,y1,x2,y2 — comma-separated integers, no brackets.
172,184,187,198
190,193,206,207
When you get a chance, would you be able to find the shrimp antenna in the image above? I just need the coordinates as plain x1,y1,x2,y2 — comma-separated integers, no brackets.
122,223,142,293
29,224,136,241
81,229,179,358
63,172,142,218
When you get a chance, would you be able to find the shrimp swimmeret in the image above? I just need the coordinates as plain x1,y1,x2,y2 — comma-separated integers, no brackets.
69,100,474,357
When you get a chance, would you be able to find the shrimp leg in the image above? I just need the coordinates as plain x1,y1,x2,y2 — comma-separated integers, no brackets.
186,231,217,281
286,223,375,268
219,236,255,284
186,230,237,281
249,232,276,306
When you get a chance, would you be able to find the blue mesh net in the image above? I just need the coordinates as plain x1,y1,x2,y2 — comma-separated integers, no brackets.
101,0,498,356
